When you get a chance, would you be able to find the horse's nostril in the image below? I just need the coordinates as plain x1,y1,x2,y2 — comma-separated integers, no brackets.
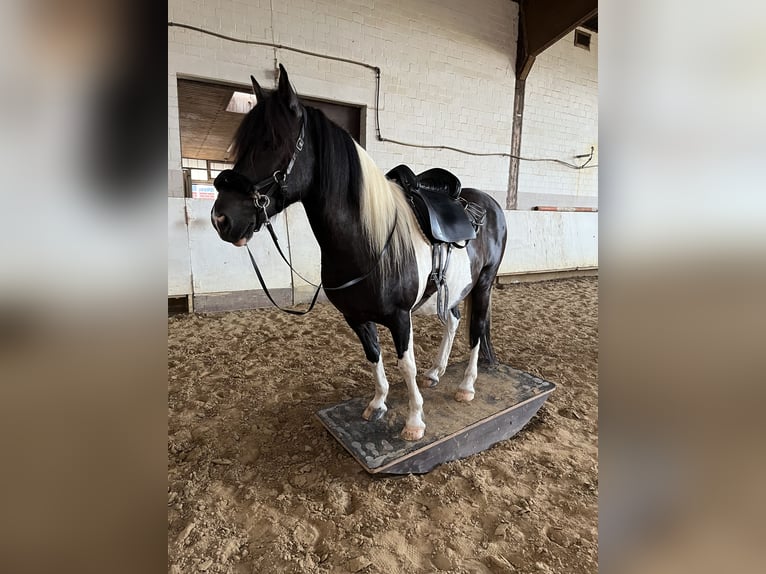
215,213,230,232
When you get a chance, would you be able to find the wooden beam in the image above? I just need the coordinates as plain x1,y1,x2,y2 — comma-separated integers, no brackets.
496,267,598,285
508,1,597,210
515,0,597,78
506,77,527,210
526,0,597,58
532,206,598,212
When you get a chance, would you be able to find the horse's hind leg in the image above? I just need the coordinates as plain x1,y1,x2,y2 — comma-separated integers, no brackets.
421,306,460,388
345,318,388,421
456,278,496,402
455,342,480,402
389,310,426,441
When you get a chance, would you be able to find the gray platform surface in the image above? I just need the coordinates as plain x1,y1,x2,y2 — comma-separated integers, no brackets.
316,361,555,474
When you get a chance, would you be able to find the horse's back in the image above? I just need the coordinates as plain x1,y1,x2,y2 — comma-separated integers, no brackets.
461,187,505,213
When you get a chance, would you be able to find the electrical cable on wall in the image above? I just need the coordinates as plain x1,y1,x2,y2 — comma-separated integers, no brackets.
168,21,598,170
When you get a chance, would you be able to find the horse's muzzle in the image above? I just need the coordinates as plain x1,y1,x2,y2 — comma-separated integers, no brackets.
211,206,256,246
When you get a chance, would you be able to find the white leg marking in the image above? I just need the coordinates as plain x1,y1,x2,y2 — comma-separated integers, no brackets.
362,354,389,421
422,310,460,387
399,323,425,441
455,342,480,402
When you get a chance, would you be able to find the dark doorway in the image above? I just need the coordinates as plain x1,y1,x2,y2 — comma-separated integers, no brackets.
177,78,363,164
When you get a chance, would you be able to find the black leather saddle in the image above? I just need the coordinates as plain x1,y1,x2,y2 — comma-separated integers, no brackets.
386,165,476,244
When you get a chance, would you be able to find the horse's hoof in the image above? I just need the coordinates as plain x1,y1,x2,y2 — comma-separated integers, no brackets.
454,389,475,402
400,425,425,441
418,373,439,389
362,405,387,422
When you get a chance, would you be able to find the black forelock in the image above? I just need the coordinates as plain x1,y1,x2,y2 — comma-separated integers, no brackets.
231,94,296,168
230,96,362,209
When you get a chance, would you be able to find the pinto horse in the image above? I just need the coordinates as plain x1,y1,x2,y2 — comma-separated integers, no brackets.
211,65,507,441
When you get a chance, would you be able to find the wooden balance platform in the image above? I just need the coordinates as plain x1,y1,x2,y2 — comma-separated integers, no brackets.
316,361,555,475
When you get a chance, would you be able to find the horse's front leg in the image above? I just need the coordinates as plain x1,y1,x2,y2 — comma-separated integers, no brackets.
421,306,460,388
390,311,425,441
345,318,389,421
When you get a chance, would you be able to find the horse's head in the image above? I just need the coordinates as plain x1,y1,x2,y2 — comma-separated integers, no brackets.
211,65,310,246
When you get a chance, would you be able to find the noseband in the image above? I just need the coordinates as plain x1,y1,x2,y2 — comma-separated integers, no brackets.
213,117,305,230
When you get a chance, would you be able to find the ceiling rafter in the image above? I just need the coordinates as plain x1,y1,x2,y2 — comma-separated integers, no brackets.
515,0,597,79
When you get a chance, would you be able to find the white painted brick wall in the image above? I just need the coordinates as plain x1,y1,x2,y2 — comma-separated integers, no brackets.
518,30,598,209
168,3,599,201
167,2,600,299
168,0,518,201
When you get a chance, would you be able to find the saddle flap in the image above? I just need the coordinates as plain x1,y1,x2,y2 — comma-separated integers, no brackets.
386,164,476,244
416,187,477,243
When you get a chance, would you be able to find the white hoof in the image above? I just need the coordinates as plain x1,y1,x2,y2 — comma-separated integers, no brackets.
400,424,425,441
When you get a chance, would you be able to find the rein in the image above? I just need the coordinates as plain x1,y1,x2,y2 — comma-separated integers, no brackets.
245,213,398,315
248,120,305,224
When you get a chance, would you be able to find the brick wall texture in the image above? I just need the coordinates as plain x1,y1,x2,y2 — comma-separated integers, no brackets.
168,0,597,209
518,30,599,209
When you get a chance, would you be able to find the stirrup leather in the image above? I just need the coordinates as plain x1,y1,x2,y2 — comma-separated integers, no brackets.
431,243,454,324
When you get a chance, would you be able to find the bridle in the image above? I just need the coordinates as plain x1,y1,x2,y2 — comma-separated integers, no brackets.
248,119,305,227
214,116,306,233
212,114,397,316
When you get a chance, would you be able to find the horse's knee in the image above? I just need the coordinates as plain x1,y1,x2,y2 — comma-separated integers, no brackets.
397,350,417,381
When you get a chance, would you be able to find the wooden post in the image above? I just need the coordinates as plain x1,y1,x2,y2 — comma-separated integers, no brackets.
506,0,596,210
506,77,527,210
507,0,534,211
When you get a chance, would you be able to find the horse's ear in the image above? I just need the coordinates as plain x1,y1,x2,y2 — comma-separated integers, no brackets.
250,75,264,102
277,64,300,112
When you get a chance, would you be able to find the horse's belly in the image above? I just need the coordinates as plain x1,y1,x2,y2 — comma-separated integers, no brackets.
412,247,473,316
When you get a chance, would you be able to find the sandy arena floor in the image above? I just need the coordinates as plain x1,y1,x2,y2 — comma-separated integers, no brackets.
168,277,598,573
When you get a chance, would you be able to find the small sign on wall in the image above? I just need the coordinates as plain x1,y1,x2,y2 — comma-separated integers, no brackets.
191,184,217,200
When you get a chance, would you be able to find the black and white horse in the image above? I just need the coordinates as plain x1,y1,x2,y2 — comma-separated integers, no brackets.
211,65,507,440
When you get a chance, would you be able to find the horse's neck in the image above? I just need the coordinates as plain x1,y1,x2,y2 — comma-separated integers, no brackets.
301,143,383,274
302,195,364,252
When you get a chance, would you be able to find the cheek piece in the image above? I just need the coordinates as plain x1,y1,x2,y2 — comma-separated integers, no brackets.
213,118,305,231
